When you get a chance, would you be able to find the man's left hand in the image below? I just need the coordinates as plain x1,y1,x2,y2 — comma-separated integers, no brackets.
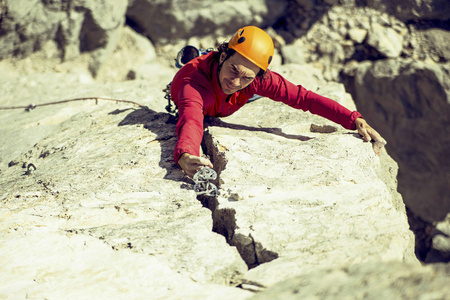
355,118,387,156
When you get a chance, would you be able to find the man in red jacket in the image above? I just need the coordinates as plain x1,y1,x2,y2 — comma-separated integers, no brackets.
171,26,386,178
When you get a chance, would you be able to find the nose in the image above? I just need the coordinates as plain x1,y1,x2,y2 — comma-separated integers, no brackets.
229,77,240,87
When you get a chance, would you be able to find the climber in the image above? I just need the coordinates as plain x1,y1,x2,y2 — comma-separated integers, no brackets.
170,26,387,178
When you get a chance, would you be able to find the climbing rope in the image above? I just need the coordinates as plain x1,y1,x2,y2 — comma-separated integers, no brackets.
0,97,146,112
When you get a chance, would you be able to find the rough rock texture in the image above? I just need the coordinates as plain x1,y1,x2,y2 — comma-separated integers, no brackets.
0,0,128,75
0,60,425,298
201,64,418,288
250,261,450,300
126,0,288,44
343,59,450,223
363,0,450,22
342,58,450,263
275,0,450,263
1,0,449,298
426,214,450,263
0,0,287,70
0,73,251,299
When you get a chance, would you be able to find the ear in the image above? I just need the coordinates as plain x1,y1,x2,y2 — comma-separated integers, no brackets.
219,52,227,64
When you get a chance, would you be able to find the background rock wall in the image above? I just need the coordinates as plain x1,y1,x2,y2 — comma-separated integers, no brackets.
1,0,449,298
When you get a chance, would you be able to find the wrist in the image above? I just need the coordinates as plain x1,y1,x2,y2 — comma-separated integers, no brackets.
178,152,190,165
180,152,191,159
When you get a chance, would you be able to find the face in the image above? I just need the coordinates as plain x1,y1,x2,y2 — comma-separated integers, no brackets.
218,52,260,95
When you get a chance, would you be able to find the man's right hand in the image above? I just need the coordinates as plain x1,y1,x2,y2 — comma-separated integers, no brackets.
178,153,213,178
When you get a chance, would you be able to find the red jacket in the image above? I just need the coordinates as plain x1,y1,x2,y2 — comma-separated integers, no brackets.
170,51,362,163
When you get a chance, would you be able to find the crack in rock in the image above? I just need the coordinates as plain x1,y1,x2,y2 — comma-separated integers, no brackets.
200,126,279,269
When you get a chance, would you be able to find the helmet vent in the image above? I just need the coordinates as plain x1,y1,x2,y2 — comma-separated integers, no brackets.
239,29,244,36
237,37,246,44
268,56,272,64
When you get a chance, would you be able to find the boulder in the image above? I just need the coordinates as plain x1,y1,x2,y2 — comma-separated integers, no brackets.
425,214,450,263
249,261,450,300
0,0,129,77
366,23,404,58
0,0,63,60
126,0,288,44
348,27,368,44
412,28,450,62
0,0,127,60
364,0,450,22
0,56,424,298
343,59,450,224
201,64,418,288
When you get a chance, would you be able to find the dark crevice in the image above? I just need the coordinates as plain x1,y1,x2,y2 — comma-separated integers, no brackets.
79,10,107,52
406,208,450,264
125,16,148,39
405,19,450,31
406,207,434,261
198,126,279,269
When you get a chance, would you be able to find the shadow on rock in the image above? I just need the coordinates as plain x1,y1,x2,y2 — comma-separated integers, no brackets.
114,107,191,185
204,117,312,142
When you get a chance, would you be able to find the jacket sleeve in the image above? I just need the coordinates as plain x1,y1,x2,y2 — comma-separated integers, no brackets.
172,81,206,164
256,71,362,130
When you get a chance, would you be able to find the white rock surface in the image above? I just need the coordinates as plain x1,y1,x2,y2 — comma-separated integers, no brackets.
0,37,442,300
367,23,403,58
199,64,418,289
348,27,368,44
0,72,250,299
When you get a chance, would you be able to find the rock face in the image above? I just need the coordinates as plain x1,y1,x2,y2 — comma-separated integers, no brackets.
0,61,423,298
342,59,450,263
0,73,250,299
0,0,287,65
0,0,128,71
1,0,449,298
363,0,450,21
275,0,450,263
249,261,450,300
344,60,450,224
201,64,418,288
126,0,288,44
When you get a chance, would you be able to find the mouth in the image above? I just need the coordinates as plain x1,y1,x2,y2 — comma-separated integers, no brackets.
224,81,237,93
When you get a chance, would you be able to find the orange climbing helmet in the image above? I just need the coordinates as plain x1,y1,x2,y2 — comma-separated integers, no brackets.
228,26,274,71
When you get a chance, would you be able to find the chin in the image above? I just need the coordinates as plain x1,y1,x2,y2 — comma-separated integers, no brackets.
221,81,236,95
223,89,235,95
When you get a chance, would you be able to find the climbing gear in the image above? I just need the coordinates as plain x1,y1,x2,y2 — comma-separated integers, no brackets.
193,166,217,182
175,46,214,69
193,166,218,197
163,83,177,116
176,45,200,68
228,26,274,71
165,45,214,115
194,181,218,197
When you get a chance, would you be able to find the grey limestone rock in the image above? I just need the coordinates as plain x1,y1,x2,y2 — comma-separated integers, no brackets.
126,0,288,44
249,261,450,300
347,59,450,223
